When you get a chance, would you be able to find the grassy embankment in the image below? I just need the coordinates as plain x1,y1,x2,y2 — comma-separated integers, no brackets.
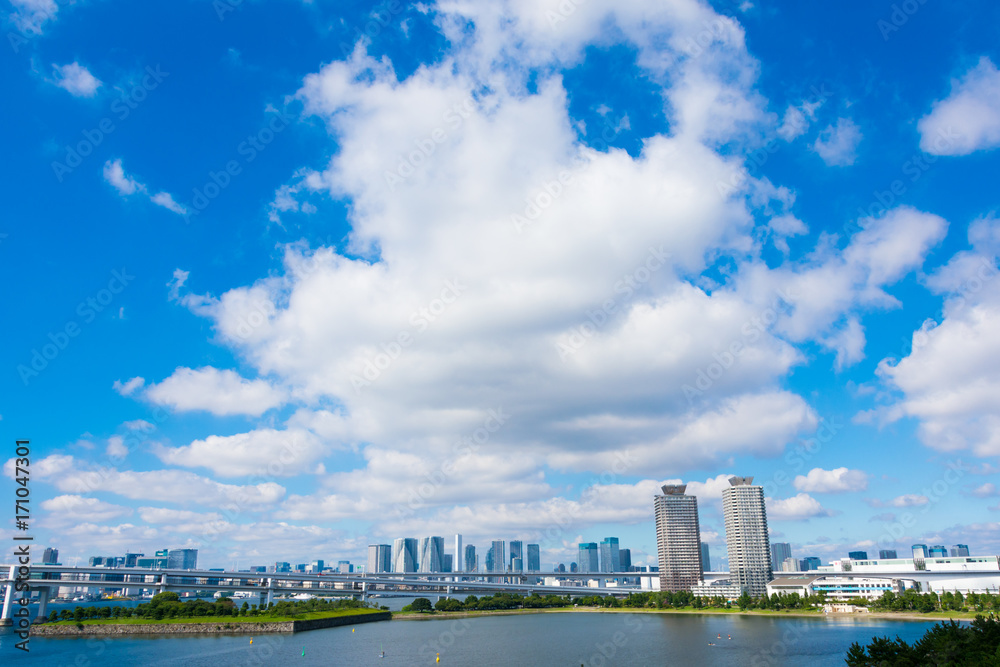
45,608,384,626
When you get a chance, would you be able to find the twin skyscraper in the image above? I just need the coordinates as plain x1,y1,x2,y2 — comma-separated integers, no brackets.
654,476,773,596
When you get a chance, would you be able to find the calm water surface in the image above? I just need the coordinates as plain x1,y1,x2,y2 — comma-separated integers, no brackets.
0,610,944,666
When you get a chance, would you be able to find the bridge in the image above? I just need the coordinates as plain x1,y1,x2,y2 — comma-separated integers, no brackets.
3,559,997,625
0,564,657,624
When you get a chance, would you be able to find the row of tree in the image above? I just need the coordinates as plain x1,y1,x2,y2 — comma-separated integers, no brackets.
48,592,371,623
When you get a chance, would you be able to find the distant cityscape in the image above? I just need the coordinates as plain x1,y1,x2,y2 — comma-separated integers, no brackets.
35,476,989,606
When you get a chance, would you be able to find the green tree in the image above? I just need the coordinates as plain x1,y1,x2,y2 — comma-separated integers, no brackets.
410,597,433,612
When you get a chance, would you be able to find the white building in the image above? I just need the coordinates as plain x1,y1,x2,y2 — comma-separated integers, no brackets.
818,556,1000,593
766,574,904,601
691,579,743,600
722,476,772,597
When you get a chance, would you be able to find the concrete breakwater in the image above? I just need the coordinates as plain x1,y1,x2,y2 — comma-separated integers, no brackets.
31,611,391,636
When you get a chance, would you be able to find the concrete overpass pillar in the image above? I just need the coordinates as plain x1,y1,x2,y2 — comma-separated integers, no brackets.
266,579,274,608
35,587,51,622
1,565,17,625
159,573,168,594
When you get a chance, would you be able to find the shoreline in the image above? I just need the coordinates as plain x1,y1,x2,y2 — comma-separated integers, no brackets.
392,606,975,623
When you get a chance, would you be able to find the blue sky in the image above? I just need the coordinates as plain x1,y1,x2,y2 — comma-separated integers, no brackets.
3,0,1000,572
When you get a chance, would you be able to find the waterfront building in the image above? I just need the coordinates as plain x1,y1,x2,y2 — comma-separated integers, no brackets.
419,536,445,572
527,544,541,572
600,538,620,573
722,476,772,596
274,562,291,572
878,549,897,559
912,544,928,559
771,542,792,566
767,574,903,602
464,544,477,572
167,549,198,570
952,544,970,557
700,542,711,572
654,484,703,592
392,538,418,573
578,543,598,573
124,553,143,567
367,545,391,574
928,545,948,558
848,550,868,560
42,548,59,565
454,535,463,573
691,580,744,600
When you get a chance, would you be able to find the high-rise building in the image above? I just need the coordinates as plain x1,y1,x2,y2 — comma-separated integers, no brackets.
275,562,291,572
556,563,566,573
527,544,541,572
878,550,897,559
578,543,598,573
912,544,928,559
309,560,325,573
454,535,463,573
392,538,418,573
619,548,632,571
509,541,523,571
654,484,703,592
464,544,477,572
781,557,798,572
167,549,198,570
42,548,59,565
490,540,506,573
722,476,772,597
928,545,948,558
511,557,523,572
700,542,711,572
771,542,792,566
419,536,445,572
570,562,578,573
367,545,391,573
443,554,453,573
848,551,868,560
951,544,970,557
337,561,353,573
599,538,620,573
800,557,821,571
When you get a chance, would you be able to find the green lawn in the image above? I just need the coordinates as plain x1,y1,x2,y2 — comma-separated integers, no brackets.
47,608,383,626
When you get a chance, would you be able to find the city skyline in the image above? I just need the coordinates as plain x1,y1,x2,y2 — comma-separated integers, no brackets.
3,0,1000,572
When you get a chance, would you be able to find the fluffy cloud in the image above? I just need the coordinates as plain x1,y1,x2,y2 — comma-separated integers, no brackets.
102,159,188,216
40,495,133,523
113,376,146,396
866,494,929,508
766,493,835,520
156,427,325,477
50,62,102,97
878,225,1000,455
918,57,1000,156
145,367,286,416
9,0,58,34
793,467,868,493
812,117,862,166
